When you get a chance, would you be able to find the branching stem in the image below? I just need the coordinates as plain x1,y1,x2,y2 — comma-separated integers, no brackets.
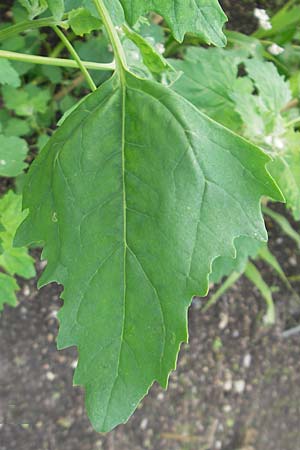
0,17,67,42
0,49,115,72
93,0,127,74
53,26,97,92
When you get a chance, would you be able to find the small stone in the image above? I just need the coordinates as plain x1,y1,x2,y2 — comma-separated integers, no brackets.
243,353,252,368
157,392,164,401
71,359,78,369
23,285,30,297
223,380,232,392
219,313,229,330
140,418,148,430
47,333,54,343
234,380,246,394
39,260,47,270
289,255,297,267
223,404,232,413
46,371,56,381
215,441,222,449
223,371,233,392
48,310,58,319
57,417,73,428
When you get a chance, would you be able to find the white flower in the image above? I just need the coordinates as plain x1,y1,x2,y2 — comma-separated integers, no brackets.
268,43,284,56
254,8,272,30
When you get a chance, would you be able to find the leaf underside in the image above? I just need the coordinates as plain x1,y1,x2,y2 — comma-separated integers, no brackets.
15,71,281,431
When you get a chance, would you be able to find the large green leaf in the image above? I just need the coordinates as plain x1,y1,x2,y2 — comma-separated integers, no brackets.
119,0,227,45
15,71,281,431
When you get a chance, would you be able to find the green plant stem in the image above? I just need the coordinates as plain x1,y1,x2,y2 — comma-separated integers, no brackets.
52,26,97,92
202,271,242,313
0,17,67,42
263,206,300,248
286,116,300,128
244,262,276,325
93,0,127,72
0,49,115,71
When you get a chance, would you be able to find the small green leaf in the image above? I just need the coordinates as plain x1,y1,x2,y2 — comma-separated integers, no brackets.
0,191,36,313
123,25,172,75
3,85,51,117
18,0,48,19
0,272,19,313
0,135,28,177
0,191,36,280
119,0,227,45
41,65,63,84
16,72,281,432
267,130,300,220
0,59,21,88
47,0,64,19
3,118,31,137
245,59,291,114
68,7,102,35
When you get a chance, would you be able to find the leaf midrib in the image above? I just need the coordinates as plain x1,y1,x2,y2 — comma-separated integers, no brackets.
102,75,128,428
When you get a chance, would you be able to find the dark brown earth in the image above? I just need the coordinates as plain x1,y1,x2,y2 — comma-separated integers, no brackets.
1,2,299,450
220,0,286,34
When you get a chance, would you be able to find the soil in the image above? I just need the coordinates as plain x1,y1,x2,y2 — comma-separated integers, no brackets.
1,2,300,450
220,0,287,34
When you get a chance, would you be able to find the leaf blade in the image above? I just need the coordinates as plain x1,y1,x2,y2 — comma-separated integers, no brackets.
16,72,282,431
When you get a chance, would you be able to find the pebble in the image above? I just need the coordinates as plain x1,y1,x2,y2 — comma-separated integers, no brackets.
23,285,30,297
234,380,246,394
38,260,47,270
223,380,232,392
243,353,252,368
140,418,148,430
223,404,232,413
71,359,78,369
46,371,56,381
20,307,27,315
157,392,164,401
219,313,229,330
